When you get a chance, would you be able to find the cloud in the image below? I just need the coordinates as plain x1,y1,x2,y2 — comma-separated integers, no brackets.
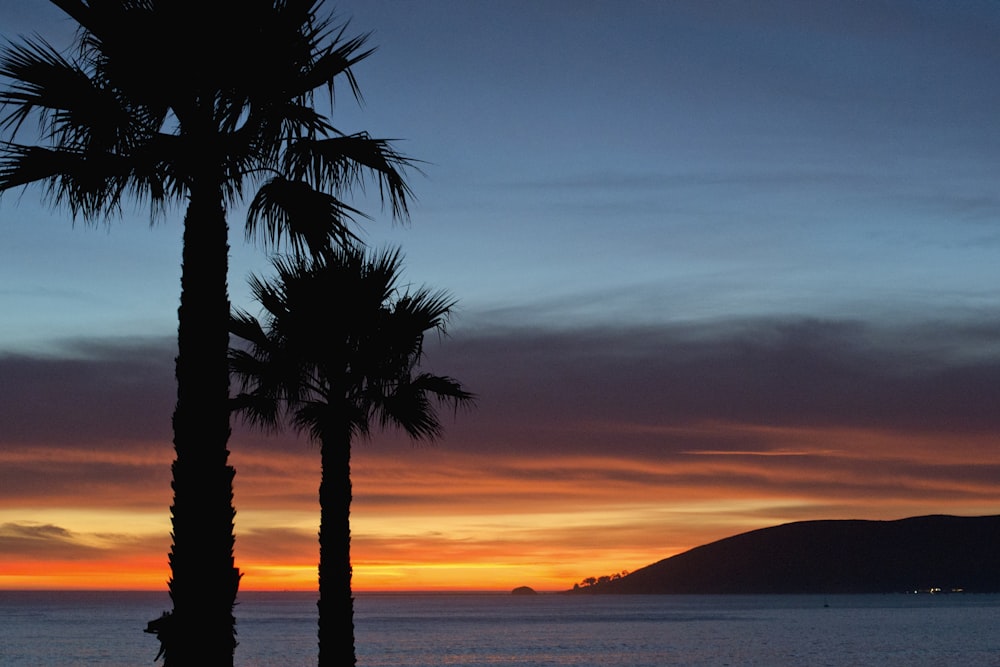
2,314,999,526
0,314,997,589
0,446,172,508
237,526,317,563
0,522,104,560
6,314,997,459
429,315,1000,457
0,336,175,446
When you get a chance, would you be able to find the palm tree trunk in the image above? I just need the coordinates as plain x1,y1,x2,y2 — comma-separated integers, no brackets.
318,425,355,667
156,179,240,665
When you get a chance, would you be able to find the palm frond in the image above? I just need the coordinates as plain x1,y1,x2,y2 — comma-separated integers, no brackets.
228,385,283,434
396,288,458,332
245,176,363,256
302,27,375,105
230,308,316,431
0,143,72,190
0,37,89,137
229,309,271,349
283,133,418,221
48,0,96,35
375,371,475,442
410,372,477,408
0,141,172,219
0,143,113,217
378,385,441,441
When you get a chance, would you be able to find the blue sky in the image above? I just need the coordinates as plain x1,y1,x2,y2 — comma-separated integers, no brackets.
2,1,1000,590
3,1,999,349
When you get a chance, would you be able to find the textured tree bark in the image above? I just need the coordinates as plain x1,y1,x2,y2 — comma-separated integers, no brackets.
318,426,355,667
158,178,240,666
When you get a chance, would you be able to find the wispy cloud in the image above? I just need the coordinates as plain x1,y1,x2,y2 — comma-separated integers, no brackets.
2,314,999,589
0,522,107,560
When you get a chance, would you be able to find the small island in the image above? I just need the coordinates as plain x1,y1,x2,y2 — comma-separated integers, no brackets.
511,586,538,595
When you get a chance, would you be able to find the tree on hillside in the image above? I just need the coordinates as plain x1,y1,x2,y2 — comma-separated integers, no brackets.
0,2,412,663
229,244,474,666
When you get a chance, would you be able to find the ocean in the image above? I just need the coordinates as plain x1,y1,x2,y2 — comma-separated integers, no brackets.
1,591,998,666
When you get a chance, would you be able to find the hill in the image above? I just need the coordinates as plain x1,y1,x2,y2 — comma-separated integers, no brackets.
572,515,1000,594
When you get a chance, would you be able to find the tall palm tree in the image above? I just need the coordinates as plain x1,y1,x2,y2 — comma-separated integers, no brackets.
229,245,474,667
0,2,413,663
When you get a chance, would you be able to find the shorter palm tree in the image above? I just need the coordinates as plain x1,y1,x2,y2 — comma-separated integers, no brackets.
229,244,473,667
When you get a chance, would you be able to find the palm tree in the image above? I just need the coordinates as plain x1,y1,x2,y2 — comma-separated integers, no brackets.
0,2,413,663
229,244,474,667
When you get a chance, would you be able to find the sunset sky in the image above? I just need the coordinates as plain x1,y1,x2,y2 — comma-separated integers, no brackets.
1,1,1000,592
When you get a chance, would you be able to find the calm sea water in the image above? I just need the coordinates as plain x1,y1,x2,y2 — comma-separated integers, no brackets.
1,591,999,666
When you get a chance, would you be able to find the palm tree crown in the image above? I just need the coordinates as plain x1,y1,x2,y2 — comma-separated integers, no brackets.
230,244,474,666
231,244,474,439
1,0,413,234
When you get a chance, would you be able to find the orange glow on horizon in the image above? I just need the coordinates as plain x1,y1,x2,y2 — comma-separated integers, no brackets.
3,423,1000,592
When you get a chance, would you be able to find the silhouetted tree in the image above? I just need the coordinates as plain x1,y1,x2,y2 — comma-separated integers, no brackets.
230,244,474,666
575,570,629,589
0,2,412,663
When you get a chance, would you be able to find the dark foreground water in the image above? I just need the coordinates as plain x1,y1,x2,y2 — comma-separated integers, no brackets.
1,591,999,666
